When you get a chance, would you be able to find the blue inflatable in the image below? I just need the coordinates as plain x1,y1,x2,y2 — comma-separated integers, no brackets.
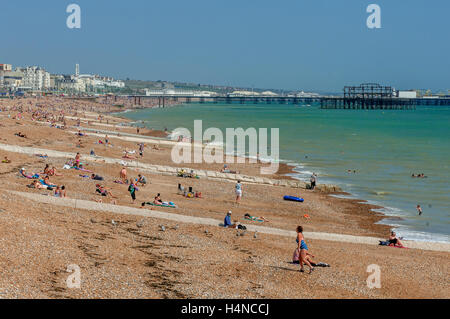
284,195,304,203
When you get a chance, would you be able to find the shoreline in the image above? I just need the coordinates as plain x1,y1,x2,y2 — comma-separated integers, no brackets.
0,97,448,298
116,103,448,244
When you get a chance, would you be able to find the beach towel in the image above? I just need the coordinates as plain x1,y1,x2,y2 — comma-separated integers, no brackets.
143,202,177,208
244,215,265,222
20,170,39,179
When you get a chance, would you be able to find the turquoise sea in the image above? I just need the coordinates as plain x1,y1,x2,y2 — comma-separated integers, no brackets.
122,103,450,243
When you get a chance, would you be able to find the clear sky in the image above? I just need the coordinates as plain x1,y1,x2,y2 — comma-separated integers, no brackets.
1,0,449,92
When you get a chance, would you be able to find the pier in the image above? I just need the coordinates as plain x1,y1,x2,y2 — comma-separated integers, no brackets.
97,83,450,109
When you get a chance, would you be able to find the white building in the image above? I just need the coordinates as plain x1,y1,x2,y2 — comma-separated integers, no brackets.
17,66,50,91
397,90,417,99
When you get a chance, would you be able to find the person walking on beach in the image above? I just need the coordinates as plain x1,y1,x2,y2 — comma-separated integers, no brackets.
310,173,317,190
296,226,314,274
128,180,137,204
138,143,145,157
235,180,243,204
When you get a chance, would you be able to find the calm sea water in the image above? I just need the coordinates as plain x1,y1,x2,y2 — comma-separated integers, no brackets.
122,103,450,243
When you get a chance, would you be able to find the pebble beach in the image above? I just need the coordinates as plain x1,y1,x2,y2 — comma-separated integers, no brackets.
0,96,448,299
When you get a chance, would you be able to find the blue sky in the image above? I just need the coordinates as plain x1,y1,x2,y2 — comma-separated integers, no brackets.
1,0,449,92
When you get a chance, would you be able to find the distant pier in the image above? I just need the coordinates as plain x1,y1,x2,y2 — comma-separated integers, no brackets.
96,82,450,110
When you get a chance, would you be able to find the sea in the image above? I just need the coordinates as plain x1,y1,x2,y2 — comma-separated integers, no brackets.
121,103,450,243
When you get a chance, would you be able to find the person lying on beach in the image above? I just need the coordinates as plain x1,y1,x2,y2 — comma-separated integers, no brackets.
42,176,57,187
221,164,240,174
223,211,237,228
43,164,50,175
15,132,27,138
152,145,161,150
48,166,63,177
28,179,49,190
91,173,104,181
244,213,269,222
95,184,117,198
122,151,136,159
153,193,163,205
2,156,11,163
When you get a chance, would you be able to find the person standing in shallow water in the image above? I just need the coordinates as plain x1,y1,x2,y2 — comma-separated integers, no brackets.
417,205,423,216
310,173,317,190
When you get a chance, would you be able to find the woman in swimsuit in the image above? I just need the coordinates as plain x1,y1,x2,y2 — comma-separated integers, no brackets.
75,153,81,168
296,226,314,273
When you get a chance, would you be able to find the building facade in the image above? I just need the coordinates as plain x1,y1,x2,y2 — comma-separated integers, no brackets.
17,66,51,91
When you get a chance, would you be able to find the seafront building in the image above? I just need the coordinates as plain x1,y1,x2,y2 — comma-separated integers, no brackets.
16,66,51,91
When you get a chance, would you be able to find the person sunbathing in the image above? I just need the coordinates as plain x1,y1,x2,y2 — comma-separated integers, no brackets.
15,132,27,138
43,176,57,187
48,166,63,177
28,179,48,189
91,173,104,181
244,213,269,222
2,156,11,163
153,193,163,205
388,231,404,247
122,152,135,159
43,164,50,175
221,164,240,174
95,184,117,198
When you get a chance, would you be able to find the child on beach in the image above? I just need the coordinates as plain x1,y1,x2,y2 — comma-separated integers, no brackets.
235,181,242,204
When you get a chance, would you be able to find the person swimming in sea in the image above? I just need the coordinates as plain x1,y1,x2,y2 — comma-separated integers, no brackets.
417,205,423,216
